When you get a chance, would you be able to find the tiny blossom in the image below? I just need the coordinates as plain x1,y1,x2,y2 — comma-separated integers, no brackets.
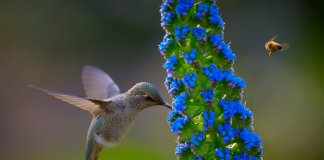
175,142,191,157
167,110,178,124
192,157,203,160
218,100,252,119
171,115,189,133
161,11,176,27
240,128,262,150
202,64,224,82
183,72,197,89
175,25,191,41
192,27,206,41
201,89,214,102
164,74,173,87
215,148,231,160
224,73,246,89
173,92,189,113
195,4,209,19
159,34,174,53
202,110,216,131
210,34,236,60
184,49,198,64
163,55,177,73
233,152,261,160
168,79,183,94
209,6,224,27
191,132,205,146
217,122,239,143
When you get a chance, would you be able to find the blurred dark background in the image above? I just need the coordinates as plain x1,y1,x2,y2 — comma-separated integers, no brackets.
0,0,323,159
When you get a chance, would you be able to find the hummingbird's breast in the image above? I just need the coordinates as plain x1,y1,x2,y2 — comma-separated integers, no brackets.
93,105,138,148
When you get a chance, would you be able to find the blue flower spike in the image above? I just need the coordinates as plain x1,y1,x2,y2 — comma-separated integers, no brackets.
159,0,263,159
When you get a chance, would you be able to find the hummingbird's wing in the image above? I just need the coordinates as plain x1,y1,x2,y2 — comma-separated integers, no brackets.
29,85,101,116
82,65,120,100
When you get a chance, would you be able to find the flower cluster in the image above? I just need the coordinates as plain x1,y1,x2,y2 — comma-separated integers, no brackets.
218,100,253,119
215,148,231,159
217,122,239,143
191,132,205,146
201,89,214,102
202,110,216,131
175,0,194,16
171,115,189,133
210,34,236,60
192,27,206,41
175,25,191,41
160,0,263,159
240,128,262,150
159,34,174,53
184,49,198,64
163,55,177,73
183,72,197,89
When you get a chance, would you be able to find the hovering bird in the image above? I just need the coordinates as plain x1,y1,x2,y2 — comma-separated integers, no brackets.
30,65,171,160
265,35,289,56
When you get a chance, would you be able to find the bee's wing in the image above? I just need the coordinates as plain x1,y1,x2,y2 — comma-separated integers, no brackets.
82,65,120,100
269,35,278,41
280,43,290,51
29,85,101,116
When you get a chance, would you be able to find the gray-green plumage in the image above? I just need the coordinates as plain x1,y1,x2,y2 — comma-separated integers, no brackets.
30,65,171,160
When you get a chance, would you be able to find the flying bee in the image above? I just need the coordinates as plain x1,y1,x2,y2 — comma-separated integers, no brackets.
265,35,289,56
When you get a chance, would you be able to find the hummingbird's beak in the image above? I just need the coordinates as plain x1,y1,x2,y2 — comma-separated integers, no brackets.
162,101,172,110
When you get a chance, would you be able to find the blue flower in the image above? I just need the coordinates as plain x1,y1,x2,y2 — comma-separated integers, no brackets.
167,110,178,124
164,74,173,87
215,148,231,160
171,115,189,133
159,34,174,53
201,89,214,102
183,72,197,89
175,25,191,41
192,157,203,160
192,27,206,41
233,152,261,160
175,141,191,157
224,73,246,88
191,132,205,146
168,79,183,94
163,55,177,73
209,6,224,27
202,64,224,82
217,122,239,143
173,92,189,113
202,110,216,131
161,11,176,27
209,34,236,60
218,100,253,119
240,128,262,150
195,4,209,19
184,49,198,64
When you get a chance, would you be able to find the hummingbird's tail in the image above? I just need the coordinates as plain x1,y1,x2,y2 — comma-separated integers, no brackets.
85,142,102,160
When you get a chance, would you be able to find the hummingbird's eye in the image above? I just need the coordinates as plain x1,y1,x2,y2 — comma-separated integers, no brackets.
144,95,155,102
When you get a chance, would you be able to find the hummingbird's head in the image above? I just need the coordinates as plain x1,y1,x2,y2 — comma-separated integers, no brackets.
128,82,171,110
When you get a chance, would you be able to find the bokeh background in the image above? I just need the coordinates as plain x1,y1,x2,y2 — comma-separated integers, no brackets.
0,0,323,159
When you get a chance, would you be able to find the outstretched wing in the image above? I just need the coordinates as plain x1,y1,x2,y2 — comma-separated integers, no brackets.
29,85,101,116
82,65,120,100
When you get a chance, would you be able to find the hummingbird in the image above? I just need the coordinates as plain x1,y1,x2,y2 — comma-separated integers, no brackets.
30,65,171,160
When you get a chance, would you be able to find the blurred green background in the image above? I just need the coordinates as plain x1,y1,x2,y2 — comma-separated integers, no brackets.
0,0,323,159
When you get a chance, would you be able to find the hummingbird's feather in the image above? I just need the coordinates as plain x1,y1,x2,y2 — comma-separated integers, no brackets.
29,85,101,116
82,65,120,99
85,117,104,160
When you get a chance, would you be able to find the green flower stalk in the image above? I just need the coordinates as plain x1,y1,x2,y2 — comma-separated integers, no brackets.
159,0,263,159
